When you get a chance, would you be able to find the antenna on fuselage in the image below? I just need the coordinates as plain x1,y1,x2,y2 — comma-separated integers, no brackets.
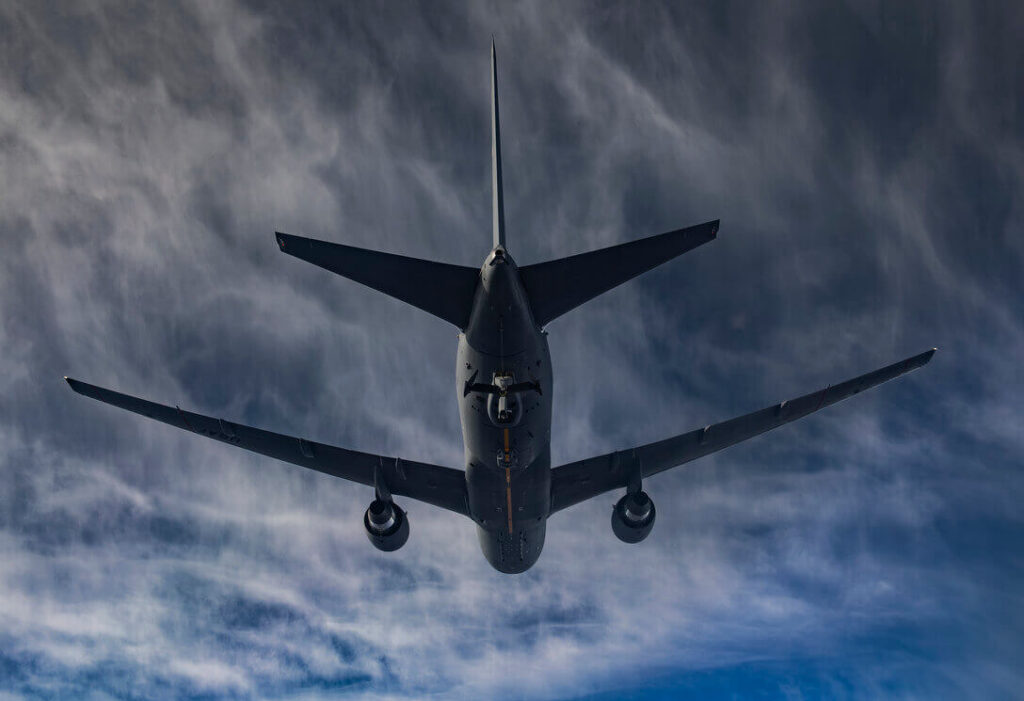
491,38,506,251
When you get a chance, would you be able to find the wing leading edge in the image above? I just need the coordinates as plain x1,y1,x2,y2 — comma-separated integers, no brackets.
549,348,936,514
65,378,469,516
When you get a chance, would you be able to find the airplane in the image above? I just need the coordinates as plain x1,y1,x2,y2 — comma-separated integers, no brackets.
66,42,935,573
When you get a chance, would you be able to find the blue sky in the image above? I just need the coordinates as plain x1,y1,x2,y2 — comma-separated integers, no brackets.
1,1,1022,699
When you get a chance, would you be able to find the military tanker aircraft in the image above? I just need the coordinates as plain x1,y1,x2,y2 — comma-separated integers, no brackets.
66,43,934,573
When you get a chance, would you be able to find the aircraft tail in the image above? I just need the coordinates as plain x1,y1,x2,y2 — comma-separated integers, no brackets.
276,232,480,329
519,219,719,327
491,40,506,250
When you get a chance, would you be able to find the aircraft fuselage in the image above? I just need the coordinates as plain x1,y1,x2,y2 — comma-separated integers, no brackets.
62,42,937,578
458,246,552,572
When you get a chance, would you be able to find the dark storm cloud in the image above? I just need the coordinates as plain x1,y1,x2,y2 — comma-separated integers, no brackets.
1,1,1021,698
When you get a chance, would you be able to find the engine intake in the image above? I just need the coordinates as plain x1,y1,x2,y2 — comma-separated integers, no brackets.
364,499,410,551
611,490,656,543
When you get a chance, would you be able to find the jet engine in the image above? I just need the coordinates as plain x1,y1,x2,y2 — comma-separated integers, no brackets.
611,490,656,543
364,499,410,551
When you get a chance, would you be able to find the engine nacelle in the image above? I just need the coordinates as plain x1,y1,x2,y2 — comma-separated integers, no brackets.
611,491,656,543
364,499,410,552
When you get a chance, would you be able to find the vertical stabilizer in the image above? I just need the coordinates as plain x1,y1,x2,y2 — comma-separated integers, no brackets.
491,40,506,250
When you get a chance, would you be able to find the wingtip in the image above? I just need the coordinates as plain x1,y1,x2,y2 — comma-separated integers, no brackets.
275,232,288,251
709,219,721,239
913,348,937,367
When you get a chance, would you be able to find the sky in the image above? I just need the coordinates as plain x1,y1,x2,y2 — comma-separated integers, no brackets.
1,1,1022,699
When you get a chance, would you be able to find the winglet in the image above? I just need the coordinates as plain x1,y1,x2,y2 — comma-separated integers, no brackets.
491,39,506,251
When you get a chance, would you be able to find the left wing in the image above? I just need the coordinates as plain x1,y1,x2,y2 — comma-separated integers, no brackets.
549,348,935,514
65,378,469,516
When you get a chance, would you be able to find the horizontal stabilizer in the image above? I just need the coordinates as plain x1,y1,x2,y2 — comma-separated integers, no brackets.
519,220,719,327
65,377,469,516
276,232,480,329
549,348,936,514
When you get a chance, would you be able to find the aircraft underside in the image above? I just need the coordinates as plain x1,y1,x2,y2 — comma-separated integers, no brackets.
64,41,935,574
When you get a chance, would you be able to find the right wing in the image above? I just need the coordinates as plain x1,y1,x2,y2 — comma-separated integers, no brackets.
550,348,936,514
65,378,469,516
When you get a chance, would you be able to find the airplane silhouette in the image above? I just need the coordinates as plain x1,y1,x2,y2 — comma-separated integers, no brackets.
66,42,934,573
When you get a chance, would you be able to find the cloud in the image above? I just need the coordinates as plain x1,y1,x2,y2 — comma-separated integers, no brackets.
1,1,1022,698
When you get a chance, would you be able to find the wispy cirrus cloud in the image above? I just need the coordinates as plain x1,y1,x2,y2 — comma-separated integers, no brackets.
1,1,1021,699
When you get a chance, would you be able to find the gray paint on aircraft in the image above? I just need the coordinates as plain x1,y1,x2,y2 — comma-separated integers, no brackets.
65,42,935,574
